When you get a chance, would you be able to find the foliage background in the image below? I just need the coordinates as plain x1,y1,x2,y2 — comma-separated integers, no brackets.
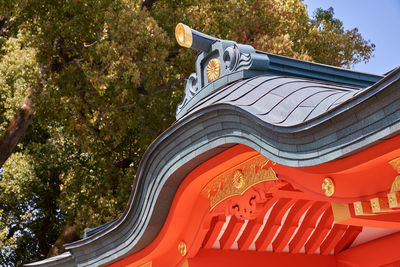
0,0,374,265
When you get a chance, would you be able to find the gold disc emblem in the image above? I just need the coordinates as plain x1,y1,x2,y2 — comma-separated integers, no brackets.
206,58,221,82
178,241,187,256
233,170,245,189
322,177,335,197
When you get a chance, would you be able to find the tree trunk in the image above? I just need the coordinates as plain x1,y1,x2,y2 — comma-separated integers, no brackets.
0,92,34,167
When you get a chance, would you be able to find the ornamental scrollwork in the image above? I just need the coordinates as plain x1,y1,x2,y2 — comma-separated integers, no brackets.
223,45,252,72
176,73,198,112
201,155,279,211
175,38,270,117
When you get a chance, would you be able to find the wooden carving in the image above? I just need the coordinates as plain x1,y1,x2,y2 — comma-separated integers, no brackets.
201,155,279,210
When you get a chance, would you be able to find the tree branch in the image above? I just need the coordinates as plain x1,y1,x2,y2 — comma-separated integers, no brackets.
152,76,187,92
139,122,159,136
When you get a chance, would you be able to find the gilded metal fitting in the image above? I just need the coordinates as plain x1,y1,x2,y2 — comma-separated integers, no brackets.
322,177,334,197
388,192,400,208
175,23,192,48
233,170,245,189
353,201,363,215
178,241,187,256
206,58,221,81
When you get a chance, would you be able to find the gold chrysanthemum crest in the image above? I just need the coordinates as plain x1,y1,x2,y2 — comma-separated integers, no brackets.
206,58,221,82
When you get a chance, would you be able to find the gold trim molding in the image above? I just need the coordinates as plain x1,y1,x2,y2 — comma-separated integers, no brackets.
389,158,400,192
201,155,278,210
389,158,400,173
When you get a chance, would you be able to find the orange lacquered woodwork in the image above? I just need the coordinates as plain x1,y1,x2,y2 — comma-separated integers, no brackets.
237,198,277,251
289,202,329,253
272,199,313,252
188,249,337,267
110,135,400,266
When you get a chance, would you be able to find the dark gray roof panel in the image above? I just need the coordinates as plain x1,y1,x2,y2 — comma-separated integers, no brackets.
183,75,360,127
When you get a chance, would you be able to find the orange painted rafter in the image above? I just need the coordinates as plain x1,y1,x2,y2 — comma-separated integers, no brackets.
334,226,362,255
255,198,295,251
219,216,245,250
305,208,334,254
289,202,329,253
187,213,216,258
202,215,226,249
237,198,277,251
272,199,313,252
320,224,347,255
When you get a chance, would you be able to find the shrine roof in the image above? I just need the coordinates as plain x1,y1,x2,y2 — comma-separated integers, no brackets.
27,24,400,267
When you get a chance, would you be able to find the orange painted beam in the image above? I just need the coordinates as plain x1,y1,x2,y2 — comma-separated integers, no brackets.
337,232,400,267
332,202,400,229
273,134,400,203
188,248,337,267
273,189,320,201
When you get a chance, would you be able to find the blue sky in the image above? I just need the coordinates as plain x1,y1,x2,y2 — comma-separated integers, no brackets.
303,0,400,75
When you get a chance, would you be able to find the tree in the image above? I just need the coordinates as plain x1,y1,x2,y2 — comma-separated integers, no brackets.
0,0,374,265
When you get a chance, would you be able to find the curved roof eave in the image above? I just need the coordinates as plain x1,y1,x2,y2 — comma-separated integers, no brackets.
28,67,400,266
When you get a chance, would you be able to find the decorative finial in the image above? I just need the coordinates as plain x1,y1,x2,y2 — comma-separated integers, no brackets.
175,23,192,48
174,23,270,119
174,23,217,51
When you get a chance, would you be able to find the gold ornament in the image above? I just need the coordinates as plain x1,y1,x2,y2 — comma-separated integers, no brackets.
353,201,363,216
201,155,278,210
233,170,245,189
178,241,187,256
322,177,334,197
206,58,221,82
175,23,192,48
